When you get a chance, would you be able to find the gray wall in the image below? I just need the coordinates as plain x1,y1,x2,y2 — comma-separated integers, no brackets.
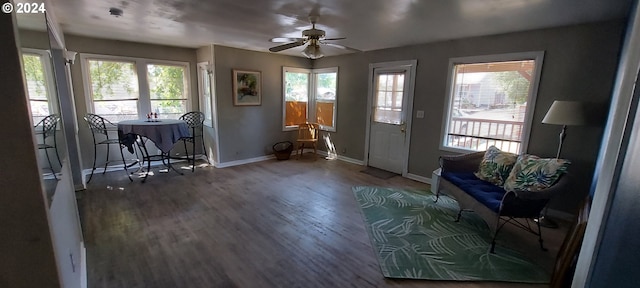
17,29,49,49
315,20,626,213
213,46,310,163
64,35,199,169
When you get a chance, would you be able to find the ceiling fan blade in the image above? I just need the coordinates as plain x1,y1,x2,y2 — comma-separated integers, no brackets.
321,42,361,52
270,37,305,43
322,37,346,41
269,41,305,52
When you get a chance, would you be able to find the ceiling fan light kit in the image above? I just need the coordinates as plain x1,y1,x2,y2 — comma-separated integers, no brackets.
302,40,324,59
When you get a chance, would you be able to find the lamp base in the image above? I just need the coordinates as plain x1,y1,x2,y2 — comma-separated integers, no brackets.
536,216,559,229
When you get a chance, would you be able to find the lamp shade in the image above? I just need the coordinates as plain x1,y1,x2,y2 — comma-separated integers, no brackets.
542,100,586,126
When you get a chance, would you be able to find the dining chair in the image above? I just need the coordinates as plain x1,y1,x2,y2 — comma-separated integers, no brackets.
179,111,207,172
83,113,134,182
35,114,61,179
296,122,320,160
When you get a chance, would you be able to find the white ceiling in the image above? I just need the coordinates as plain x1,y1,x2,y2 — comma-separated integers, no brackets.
46,0,632,58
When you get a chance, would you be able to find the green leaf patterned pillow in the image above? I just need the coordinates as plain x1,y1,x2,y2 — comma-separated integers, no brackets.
503,154,570,192
474,146,518,186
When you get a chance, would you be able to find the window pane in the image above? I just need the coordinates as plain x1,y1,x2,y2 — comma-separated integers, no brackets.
23,53,51,123
88,60,138,100
286,101,307,126
285,71,309,126
316,102,334,127
23,54,48,101
315,72,337,129
151,100,187,119
94,100,138,122
88,59,139,122
374,73,404,124
201,68,212,124
445,60,535,153
30,100,49,123
316,72,336,100
147,64,188,117
285,72,308,101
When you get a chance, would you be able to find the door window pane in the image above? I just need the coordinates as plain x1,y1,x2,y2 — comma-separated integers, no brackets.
374,73,404,124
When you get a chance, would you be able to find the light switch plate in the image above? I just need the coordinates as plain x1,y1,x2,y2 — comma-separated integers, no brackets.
416,110,425,118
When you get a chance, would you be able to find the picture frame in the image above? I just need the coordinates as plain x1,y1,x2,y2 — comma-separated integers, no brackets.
232,69,262,106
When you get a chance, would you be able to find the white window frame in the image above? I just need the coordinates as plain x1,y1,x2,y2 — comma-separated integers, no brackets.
282,66,339,132
80,53,191,121
440,51,545,154
22,48,58,122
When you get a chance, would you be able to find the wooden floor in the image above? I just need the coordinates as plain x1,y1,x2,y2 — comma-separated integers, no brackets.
79,156,568,288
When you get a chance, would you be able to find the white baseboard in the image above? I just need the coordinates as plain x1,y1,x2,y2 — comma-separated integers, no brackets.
215,154,276,168
337,155,365,165
316,150,365,165
80,241,87,288
406,173,431,184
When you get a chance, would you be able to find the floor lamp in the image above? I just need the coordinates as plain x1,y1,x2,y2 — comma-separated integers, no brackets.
540,100,586,228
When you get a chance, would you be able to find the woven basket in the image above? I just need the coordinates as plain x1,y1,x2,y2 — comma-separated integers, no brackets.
273,141,293,160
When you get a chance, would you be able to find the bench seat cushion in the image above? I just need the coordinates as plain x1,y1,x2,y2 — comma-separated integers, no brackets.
442,171,506,213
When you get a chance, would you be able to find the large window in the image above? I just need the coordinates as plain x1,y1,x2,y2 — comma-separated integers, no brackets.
441,52,544,153
283,67,338,131
82,54,191,122
87,59,139,121
22,49,57,124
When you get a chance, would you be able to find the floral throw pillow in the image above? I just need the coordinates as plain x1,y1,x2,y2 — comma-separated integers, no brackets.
503,154,571,192
474,146,518,186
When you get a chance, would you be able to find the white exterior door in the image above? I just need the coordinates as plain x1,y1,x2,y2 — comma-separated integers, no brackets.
368,65,414,174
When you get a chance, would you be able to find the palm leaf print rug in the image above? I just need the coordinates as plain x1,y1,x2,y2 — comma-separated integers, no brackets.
353,186,549,283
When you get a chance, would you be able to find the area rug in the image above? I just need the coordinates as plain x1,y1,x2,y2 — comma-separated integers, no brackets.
360,167,398,179
353,186,549,283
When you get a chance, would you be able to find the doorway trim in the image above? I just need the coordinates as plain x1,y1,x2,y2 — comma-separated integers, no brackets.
364,59,417,177
197,59,221,166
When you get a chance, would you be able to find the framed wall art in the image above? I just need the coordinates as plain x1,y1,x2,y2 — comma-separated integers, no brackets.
232,69,261,106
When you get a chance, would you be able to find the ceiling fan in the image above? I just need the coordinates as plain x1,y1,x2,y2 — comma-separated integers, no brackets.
269,15,360,59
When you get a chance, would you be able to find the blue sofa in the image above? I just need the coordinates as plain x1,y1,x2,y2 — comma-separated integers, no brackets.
437,151,568,253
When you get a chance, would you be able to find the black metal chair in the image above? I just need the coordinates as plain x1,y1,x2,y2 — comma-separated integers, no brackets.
179,111,207,172
83,113,135,182
35,114,61,179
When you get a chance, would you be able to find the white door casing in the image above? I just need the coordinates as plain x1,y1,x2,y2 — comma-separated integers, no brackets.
365,60,417,175
197,58,221,166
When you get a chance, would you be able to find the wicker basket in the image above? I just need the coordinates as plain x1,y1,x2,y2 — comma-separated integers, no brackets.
273,141,293,160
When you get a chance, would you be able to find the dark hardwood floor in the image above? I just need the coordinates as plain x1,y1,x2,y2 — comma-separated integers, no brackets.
79,156,567,287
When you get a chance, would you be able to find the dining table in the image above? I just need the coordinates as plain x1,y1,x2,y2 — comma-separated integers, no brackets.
118,119,190,182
